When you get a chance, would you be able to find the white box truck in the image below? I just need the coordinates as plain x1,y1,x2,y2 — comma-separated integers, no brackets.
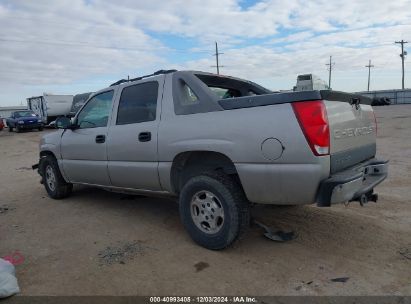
27,94,73,124
293,74,329,91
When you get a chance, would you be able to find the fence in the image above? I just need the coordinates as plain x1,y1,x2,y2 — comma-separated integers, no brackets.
356,89,411,104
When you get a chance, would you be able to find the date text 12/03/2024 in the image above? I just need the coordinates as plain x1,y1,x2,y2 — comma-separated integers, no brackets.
149,297,257,303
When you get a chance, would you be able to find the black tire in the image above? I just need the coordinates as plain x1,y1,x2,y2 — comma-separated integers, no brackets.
179,172,250,250
40,155,73,199
38,126,43,131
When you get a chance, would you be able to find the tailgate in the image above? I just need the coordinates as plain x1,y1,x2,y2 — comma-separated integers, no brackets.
321,91,376,174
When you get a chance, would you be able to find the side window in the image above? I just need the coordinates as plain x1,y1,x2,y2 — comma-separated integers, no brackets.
181,83,199,105
117,82,158,125
172,74,222,115
77,91,114,129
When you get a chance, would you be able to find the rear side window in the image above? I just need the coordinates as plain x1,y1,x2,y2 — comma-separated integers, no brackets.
117,82,159,125
181,83,199,105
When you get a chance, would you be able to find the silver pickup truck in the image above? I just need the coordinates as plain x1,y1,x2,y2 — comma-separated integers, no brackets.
35,70,388,250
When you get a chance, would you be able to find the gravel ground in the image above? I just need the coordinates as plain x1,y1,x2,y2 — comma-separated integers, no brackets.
0,105,410,296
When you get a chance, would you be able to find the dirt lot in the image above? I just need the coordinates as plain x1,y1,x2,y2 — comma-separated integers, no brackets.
0,105,410,296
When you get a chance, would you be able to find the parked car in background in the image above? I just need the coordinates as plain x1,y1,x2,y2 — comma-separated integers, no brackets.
6,110,43,132
35,70,388,250
0,116,4,131
372,97,391,106
27,94,73,124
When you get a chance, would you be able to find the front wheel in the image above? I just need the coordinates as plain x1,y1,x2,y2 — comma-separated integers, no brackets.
41,156,73,199
179,172,250,250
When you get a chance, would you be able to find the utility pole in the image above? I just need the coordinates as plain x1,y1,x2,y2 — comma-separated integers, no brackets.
325,56,335,89
211,42,224,74
365,59,374,92
395,40,408,89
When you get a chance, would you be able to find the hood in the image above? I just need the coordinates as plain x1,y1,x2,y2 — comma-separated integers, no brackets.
41,130,63,147
17,116,40,122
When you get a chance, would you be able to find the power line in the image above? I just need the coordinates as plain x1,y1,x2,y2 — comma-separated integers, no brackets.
325,55,335,89
0,37,161,52
0,37,211,54
395,40,408,89
365,59,374,91
211,42,224,74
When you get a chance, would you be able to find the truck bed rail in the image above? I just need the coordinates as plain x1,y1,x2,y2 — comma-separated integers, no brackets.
218,90,372,110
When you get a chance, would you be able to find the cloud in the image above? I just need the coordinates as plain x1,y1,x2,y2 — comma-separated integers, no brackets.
0,0,167,86
0,0,410,105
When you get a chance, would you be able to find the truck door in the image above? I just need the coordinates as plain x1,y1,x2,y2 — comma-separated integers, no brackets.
106,77,164,191
60,90,115,186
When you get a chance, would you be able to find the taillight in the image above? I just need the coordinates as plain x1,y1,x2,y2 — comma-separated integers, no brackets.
292,100,330,156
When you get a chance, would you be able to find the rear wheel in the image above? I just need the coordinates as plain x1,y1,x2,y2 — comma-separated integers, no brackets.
41,155,73,199
179,172,250,250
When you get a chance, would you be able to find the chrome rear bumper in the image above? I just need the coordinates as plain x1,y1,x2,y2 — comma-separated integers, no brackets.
317,158,388,206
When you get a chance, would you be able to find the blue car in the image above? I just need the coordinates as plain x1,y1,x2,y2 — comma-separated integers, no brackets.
6,110,43,132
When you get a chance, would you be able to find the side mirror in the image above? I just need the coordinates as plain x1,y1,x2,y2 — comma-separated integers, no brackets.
55,116,72,129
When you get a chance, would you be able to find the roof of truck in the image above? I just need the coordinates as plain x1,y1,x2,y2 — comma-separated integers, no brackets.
109,70,272,95
110,69,177,87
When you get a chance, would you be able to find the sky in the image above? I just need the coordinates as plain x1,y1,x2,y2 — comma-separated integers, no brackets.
0,0,410,106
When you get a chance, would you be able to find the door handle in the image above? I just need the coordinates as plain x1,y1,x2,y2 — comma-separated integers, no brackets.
95,135,106,143
138,132,151,142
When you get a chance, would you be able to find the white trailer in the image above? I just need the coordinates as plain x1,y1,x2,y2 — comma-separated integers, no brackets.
27,94,73,124
294,74,329,91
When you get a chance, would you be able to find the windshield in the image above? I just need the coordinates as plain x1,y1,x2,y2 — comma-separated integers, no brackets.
298,75,312,81
15,111,36,118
